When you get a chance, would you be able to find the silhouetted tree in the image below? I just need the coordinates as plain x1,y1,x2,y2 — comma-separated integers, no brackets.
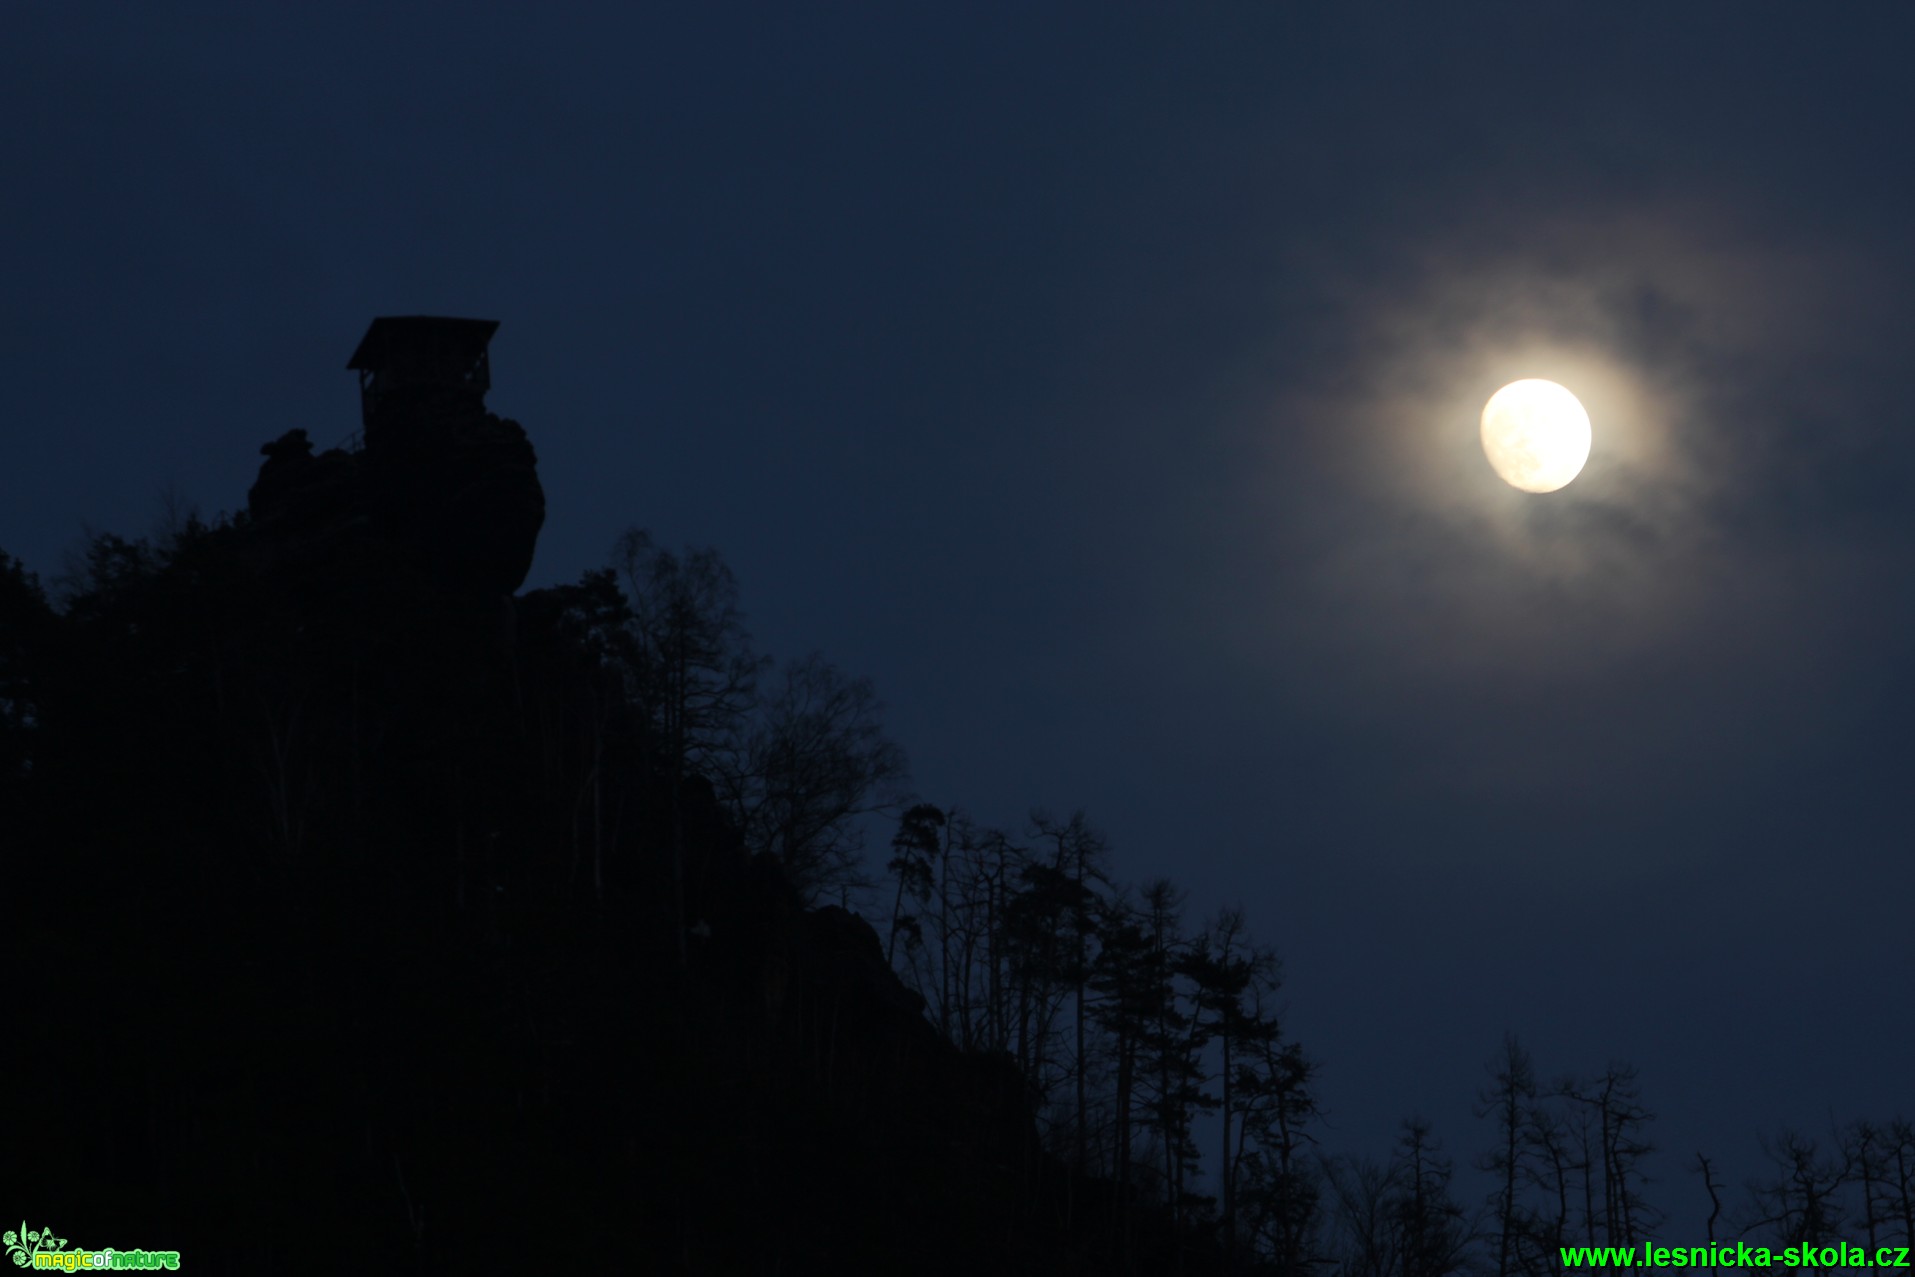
1886,1119,1915,1250
1521,1097,1578,1268
517,568,638,898
740,651,908,901
1845,1120,1890,1258
1696,1152,1726,1254
1030,809,1109,1173
1323,1154,1404,1277
1000,854,1077,1110
1477,1034,1538,1277
1135,877,1209,1225
1394,1118,1474,1277
1233,1033,1325,1271
1091,892,1158,1252
1561,1064,1658,1246
1742,1129,1850,1258
613,527,764,958
1233,989,1321,1273
886,802,944,964
1185,905,1282,1263
925,816,1022,1052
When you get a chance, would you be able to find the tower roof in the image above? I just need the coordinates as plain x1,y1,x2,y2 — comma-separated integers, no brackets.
347,316,499,370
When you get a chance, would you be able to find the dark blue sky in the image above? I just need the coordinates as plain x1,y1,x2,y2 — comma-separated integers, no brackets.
7,2,1913,1224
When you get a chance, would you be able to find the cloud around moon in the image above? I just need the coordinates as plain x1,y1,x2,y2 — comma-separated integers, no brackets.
1145,193,1915,877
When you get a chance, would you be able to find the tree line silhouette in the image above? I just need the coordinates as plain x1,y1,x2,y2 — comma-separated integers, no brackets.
1,328,1907,1273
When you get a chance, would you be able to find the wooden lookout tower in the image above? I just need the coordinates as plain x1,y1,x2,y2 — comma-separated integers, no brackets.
346,316,500,443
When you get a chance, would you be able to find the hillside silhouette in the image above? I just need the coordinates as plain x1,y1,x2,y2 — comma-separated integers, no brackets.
0,319,1217,1274
4,320,1909,1275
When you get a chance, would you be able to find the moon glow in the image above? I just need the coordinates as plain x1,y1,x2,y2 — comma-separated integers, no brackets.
1480,379,1592,493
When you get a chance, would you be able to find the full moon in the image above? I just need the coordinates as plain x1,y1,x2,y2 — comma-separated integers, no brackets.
1480,379,1592,493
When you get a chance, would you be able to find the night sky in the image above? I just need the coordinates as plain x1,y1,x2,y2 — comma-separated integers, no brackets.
7,3,1912,1226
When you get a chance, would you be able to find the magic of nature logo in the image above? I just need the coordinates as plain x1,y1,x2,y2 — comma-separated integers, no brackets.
4,1222,181,1271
